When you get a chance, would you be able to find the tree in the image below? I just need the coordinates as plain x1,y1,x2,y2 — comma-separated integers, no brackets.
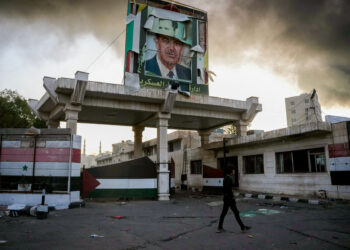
0,89,47,128
223,124,237,135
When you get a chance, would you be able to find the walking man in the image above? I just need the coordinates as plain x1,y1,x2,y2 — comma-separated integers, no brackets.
217,165,251,233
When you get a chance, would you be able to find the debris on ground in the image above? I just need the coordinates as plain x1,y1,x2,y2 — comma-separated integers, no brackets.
112,216,125,219
89,234,104,238
240,209,281,217
8,204,26,217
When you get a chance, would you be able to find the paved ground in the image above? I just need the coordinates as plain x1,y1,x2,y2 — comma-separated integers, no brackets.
1,192,350,250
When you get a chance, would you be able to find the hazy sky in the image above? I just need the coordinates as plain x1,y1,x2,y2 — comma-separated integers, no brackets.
1,0,349,154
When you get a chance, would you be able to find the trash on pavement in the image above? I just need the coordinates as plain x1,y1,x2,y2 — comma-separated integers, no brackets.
113,216,124,219
89,234,104,238
240,209,281,217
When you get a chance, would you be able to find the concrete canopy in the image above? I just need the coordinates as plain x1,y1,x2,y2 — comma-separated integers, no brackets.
30,76,262,131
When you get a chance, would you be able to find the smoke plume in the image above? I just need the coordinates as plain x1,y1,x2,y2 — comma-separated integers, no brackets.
1,0,349,107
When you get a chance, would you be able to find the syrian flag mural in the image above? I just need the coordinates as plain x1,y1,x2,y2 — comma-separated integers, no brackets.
202,165,224,194
328,121,350,185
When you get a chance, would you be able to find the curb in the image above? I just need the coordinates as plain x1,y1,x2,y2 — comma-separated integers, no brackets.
235,192,332,206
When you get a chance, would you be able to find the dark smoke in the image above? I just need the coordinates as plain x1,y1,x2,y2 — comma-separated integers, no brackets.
1,0,349,107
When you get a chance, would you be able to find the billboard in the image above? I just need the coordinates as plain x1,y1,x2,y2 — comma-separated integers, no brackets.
124,0,208,95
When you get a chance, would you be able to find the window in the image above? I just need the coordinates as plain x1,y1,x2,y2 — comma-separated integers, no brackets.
291,109,296,114
190,160,202,174
243,155,264,174
168,140,181,152
305,108,309,114
276,147,325,173
305,99,310,104
292,118,296,123
290,101,295,106
143,146,154,156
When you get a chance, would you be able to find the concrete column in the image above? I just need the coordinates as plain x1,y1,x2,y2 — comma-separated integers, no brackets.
64,104,81,134
132,126,144,159
198,130,212,147
46,120,60,129
236,120,249,136
156,112,171,201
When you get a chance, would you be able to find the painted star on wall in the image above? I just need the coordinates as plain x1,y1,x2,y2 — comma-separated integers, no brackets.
22,165,28,171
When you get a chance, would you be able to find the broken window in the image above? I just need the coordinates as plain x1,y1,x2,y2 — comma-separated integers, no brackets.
190,160,202,175
276,147,325,173
243,155,264,174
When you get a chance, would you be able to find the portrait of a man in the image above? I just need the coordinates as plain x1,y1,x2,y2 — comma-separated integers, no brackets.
144,19,192,81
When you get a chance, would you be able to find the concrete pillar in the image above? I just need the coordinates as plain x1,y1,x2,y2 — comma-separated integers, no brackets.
156,112,171,201
46,120,60,129
198,130,212,147
64,104,81,134
132,126,144,159
236,120,249,136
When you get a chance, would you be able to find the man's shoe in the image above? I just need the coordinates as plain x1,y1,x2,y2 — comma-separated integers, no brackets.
241,226,251,232
216,228,226,233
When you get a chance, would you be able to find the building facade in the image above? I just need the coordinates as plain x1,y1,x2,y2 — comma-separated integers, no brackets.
285,91,322,127
203,121,350,200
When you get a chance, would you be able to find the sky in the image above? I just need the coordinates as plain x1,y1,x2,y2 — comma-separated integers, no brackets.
0,0,349,155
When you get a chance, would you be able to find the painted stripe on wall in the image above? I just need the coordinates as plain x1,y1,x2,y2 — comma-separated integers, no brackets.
96,178,157,189
73,135,81,149
328,143,350,158
0,162,80,177
46,141,71,148
1,141,21,148
329,157,350,171
203,178,223,187
0,176,81,191
87,189,157,198
1,148,80,163
203,165,224,178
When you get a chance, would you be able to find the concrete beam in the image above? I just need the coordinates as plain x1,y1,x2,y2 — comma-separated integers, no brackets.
43,76,58,105
48,104,65,121
27,99,49,121
70,71,89,105
161,87,178,113
241,96,260,122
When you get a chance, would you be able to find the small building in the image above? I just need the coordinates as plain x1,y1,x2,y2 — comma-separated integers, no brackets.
285,90,322,127
203,121,350,200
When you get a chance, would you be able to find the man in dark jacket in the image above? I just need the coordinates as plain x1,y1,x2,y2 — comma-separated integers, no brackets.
217,165,251,233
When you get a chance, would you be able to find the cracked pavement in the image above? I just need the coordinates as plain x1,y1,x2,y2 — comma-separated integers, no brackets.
0,192,349,250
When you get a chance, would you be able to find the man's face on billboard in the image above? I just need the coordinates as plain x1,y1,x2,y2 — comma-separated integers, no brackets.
154,34,183,70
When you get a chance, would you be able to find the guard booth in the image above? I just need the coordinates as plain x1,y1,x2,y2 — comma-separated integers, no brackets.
0,128,81,209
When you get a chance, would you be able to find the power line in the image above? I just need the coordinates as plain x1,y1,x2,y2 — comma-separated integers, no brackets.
85,29,126,72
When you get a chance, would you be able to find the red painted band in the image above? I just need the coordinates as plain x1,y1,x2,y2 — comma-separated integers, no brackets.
1,148,81,163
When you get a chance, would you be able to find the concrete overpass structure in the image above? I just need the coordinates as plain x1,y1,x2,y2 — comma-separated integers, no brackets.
29,71,262,200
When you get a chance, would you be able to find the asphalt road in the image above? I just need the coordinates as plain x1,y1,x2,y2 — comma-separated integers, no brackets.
1,192,350,250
